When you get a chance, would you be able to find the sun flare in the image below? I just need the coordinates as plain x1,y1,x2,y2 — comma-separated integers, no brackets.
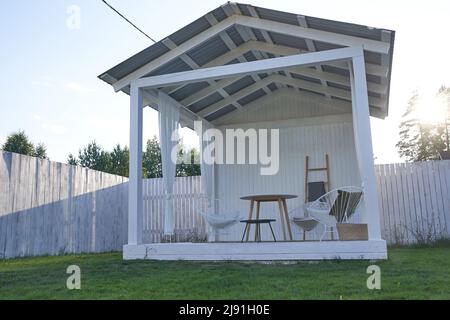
415,94,449,124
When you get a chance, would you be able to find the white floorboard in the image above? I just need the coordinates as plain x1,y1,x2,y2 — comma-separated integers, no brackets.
123,240,387,261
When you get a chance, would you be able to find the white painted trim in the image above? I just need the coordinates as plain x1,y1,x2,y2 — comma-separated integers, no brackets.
350,56,383,240
128,85,143,245
123,240,388,260
133,46,361,89
236,15,390,54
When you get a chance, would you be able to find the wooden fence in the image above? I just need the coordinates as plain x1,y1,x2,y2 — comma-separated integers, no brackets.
1,150,450,258
376,161,450,244
0,151,128,259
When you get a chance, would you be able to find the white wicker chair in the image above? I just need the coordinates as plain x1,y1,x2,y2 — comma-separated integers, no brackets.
305,186,363,241
194,195,241,236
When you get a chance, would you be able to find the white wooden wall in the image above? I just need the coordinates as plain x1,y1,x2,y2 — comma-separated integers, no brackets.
215,114,362,241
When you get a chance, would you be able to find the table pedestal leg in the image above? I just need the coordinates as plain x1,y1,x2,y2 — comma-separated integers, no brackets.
245,200,255,242
254,201,260,242
277,199,287,241
282,199,293,241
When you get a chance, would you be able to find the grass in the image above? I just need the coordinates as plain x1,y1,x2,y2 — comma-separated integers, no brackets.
0,245,449,299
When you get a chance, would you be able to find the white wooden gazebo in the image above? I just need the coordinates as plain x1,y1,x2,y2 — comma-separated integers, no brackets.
99,3,395,260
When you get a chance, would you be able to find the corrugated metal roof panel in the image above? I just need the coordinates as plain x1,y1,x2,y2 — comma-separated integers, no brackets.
364,51,381,65
237,3,252,17
186,35,229,66
305,16,382,41
269,32,308,50
206,104,237,121
331,96,351,103
251,28,267,42
238,89,267,105
255,6,299,26
189,92,224,112
225,58,240,66
313,40,344,51
322,65,350,77
327,81,351,91
170,16,211,46
170,82,210,101
268,83,278,91
211,6,228,22
226,26,245,47
243,51,257,61
367,74,381,84
223,75,255,95
368,91,381,99
105,42,170,80
291,73,322,84
147,57,192,76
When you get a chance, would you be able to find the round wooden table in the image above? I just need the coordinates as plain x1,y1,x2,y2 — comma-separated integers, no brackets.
240,194,298,241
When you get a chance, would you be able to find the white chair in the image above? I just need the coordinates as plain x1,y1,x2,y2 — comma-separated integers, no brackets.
289,206,320,240
194,195,241,237
305,186,363,241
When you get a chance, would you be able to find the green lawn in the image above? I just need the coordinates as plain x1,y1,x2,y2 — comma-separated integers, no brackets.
1,245,449,299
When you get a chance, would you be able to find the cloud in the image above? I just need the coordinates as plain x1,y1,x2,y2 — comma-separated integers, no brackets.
0,135,5,146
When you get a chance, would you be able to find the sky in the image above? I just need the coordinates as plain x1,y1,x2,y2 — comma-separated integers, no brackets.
0,0,449,164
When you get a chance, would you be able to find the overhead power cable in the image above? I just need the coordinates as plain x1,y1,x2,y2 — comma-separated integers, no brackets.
101,0,157,43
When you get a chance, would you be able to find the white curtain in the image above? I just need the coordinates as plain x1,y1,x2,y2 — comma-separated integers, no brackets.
199,120,214,202
158,92,180,236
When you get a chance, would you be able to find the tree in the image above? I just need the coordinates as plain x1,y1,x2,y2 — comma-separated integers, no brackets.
67,153,78,166
176,144,201,177
33,143,48,159
1,130,48,159
110,144,129,177
77,141,112,173
397,89,450,162
67,137,201,178
142,136,162,178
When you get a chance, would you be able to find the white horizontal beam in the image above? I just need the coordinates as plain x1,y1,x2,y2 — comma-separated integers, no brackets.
133,46,361,90
162,40,387,96
236,15,390,54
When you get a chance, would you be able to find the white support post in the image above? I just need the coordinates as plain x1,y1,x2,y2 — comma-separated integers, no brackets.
128,84,143,245
349,52,382,240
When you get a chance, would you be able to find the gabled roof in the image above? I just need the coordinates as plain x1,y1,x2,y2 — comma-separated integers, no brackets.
99,2,395,122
